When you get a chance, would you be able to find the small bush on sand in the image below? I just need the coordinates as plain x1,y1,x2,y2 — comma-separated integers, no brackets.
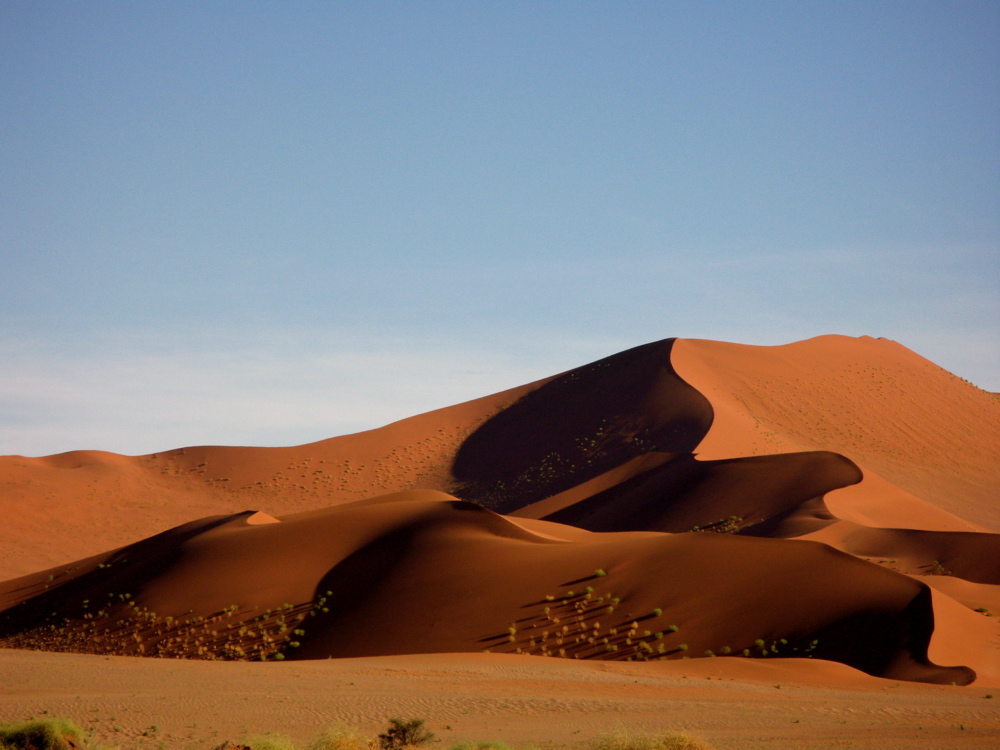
244,734,298,750
377,718,435,750
308,725,377,750
0,717,100,750
590,728,714,750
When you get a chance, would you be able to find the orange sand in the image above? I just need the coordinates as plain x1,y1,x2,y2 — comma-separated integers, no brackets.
2,334,999,747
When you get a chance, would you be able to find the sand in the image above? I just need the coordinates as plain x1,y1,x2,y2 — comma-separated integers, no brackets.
1,649,998,749
2,334,999,747
670,335,1000,531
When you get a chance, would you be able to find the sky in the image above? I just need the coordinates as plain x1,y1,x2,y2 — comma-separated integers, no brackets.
2,1,998,457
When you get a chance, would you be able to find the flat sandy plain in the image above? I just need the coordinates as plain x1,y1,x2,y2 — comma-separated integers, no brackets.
2,335,998,749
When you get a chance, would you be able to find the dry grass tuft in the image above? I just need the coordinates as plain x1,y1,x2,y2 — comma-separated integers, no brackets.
590,728,715,750
307,725,378,750
243,734,298,750
0,717,107,750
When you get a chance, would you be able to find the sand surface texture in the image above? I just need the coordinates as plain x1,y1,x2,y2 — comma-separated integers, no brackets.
2,335,998,747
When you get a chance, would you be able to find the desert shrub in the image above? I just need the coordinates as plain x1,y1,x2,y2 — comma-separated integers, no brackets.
0,717,96,750
377,718,435,749
244,734,298,750
308,725,377,750
590,728,714,750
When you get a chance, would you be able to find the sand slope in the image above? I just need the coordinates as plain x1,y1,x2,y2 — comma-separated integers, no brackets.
670,335,1000,530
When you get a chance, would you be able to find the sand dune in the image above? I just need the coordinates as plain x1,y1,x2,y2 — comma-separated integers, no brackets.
0,492,978,685
2,334,998,701
0,379,542,579
671,335,1000,530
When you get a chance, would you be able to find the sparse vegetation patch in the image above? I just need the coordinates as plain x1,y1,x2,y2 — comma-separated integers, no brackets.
0,716,107,750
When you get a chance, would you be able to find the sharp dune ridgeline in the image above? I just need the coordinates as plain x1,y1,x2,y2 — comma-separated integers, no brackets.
2,335,998,688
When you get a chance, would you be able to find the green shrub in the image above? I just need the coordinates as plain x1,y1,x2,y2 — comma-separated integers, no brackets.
377,719,434,750
589,728,715,750
0,717,96,750
308,725,376,750
245,734,298,750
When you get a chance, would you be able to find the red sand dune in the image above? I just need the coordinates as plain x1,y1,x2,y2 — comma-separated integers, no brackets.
0,493,978,685
0,380,543,579
671,335,1000,530
2,335,998,690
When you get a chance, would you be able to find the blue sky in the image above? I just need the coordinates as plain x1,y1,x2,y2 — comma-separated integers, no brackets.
2,1,998,456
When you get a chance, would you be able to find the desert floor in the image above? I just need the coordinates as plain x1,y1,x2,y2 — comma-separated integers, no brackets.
1,649,998,749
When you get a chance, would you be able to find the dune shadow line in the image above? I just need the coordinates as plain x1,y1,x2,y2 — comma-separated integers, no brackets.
449,338,714,513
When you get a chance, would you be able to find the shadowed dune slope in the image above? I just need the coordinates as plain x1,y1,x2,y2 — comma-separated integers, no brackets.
526,451,861,534
450,338,713,512
0,492,976,686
